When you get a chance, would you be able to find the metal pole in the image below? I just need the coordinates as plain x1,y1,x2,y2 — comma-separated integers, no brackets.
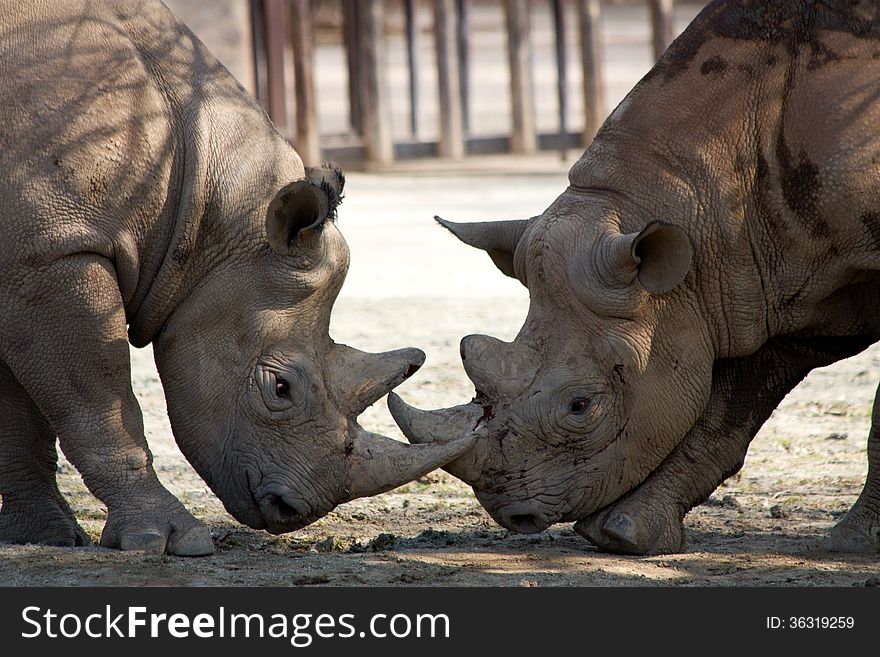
649,0,675,61
504,0,536,154
289,0,320,164
435,0,465,158
358,0,394,164
263,0,288,133
552,0,568,157
457,0,470,135
577,0,604,144
343,0,362,134
404,0,420,138
250,0,269,111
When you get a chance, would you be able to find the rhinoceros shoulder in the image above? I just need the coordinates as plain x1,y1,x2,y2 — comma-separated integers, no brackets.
647,0,880,84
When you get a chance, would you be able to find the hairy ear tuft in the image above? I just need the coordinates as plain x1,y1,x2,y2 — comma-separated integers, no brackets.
307,163,345,219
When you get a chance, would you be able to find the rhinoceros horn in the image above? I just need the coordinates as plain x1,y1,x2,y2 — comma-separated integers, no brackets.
322,343,479,498
459,334,539,399
345,425,479,499
328,344,427,415
387,392,488,484
435,216,534,283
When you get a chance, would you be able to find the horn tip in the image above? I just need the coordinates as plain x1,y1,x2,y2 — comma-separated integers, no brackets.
387,392,426,443
387,391,409,421
434,430,480,464
408,348,426,370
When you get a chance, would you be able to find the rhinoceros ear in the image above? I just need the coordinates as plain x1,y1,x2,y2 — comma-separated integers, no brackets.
435,216,533,284
266,164,345,255
612,222,692,294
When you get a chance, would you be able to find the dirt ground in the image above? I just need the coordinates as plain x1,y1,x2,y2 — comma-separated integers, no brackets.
2,164,879,587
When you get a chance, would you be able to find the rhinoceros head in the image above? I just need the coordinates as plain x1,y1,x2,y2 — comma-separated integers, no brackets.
152,165,474,534
390,187,713,534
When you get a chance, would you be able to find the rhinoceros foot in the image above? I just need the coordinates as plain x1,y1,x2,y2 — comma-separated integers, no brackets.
0,493,92,547
825,509,880,554
574,501,685,556
99,494,213,556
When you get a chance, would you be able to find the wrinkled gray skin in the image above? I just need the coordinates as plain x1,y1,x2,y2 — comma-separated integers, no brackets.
392,0,880,554
0,0,473,556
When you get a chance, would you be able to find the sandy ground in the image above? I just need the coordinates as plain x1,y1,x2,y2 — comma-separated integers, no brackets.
2,164,880,587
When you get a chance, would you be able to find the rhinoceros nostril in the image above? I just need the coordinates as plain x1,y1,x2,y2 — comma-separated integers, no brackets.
272,496,300,519
258,488,313,530
509,514,541,534
499,505,550,534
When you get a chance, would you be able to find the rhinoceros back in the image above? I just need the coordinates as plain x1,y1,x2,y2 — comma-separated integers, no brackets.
0,0,293,331
0,0,272,268
1,1,181,253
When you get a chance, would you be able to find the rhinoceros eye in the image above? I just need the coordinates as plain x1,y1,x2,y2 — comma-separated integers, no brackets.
275,377,291,399
570,397,590,415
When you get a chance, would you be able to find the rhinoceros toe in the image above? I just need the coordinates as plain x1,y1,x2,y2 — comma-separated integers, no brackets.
118,531,166,554
166,524,215,556
0,497,93,548
574,505,685,556
601,513,642,551
825,520,880,554
100,504,214,556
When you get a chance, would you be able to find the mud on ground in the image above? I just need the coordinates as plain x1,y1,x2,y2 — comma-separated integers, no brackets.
2,169,879,586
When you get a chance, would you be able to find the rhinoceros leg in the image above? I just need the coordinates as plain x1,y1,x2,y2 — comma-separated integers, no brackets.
575,336,872,555
1,256,212,555
826,384,880,553
0,362,91,547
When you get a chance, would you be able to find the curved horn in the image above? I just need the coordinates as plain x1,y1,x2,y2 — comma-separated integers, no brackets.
388,393,488,485
435,216,534,283
344,426,477,499
328,344,425,415
388,392,484,443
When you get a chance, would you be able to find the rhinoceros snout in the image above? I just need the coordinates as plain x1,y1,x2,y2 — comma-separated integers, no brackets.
497,502,551,535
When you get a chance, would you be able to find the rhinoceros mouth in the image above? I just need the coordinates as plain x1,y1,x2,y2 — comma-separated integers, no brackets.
233,470,319,533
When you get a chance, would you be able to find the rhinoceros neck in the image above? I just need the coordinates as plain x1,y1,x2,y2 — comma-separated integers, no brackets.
126,141,294,348
122,5,301,347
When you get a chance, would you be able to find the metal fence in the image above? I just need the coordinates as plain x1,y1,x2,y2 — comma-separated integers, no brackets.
250,0,677,166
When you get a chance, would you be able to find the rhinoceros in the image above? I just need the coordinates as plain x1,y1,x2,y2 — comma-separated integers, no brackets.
390,0,880,555
0,0,473,555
